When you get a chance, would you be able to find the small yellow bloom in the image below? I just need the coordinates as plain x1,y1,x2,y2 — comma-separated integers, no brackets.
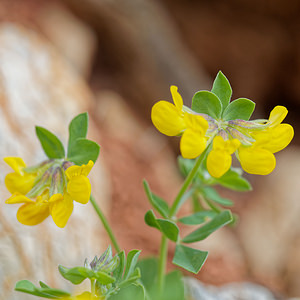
4,158,94,228
238,106,294,175
152,86,209,159
207,136,240,178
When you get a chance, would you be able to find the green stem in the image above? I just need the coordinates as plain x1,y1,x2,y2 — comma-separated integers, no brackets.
91,279,96,297
90,195,121,253
169,146,210,217
158,235,168,294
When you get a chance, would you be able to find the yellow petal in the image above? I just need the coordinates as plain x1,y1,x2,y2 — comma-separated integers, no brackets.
170,85,183,112
212,136,240,155
17,201,50,226
5,194,34,204
238,146,276,175
207,150,232,178
5,172,36,194
151,101,185,136
67,175,91,204
4,157,26,174
180,128,207,159
65,161,94,180
50,194,74,228
268,106,287,127
260,124,294,153
183,113,208,134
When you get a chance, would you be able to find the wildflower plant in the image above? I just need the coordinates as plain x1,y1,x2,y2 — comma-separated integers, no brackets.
6,72,293,300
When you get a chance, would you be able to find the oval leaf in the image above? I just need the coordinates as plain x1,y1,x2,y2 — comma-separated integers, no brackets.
157,219,179,242
123,250,141,280
67,138,100,165
35,126,65,159
172,244,208,274
191,91,222,119
211,71,232,110
182,210,233,243
201,187,233,206
144,210,159,229
222,98,255,121
178,211,217,225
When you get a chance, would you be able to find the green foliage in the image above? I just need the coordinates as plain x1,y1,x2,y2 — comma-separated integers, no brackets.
211,71,232,110
182,210,233,243
15,280,70,299
35,126,65,159
172,245,208,274
143,180,169,218
200,186,233,206
222,98,255,121
178,210,217,225
191,91,222,119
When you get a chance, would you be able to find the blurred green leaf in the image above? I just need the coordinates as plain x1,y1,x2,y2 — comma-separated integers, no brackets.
182,210,233,243
113,251,126,282
108,283,145,300
200,187,233,206
172,245,208,274
178,210,217,225
58,265,94,285
67,138,100,165
144,210,160,229
177,156,195,178
123,250,141,280
191,91,222,119
211,71,232,110
35,126,65,159
137,257,158,291
68,112,88,155
156,219,179,242
143,180,169,218
222,98,255,121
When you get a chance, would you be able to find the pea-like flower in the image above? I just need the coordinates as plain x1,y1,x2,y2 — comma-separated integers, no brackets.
4,157,93,228
151,84,294,178
151,86,209,159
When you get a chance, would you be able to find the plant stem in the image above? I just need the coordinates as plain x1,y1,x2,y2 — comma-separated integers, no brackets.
90,195,121,253
91,279,96,297
169,146,210,217
158,235,168,293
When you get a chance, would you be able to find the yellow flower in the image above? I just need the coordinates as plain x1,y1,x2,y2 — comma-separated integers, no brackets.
238,106,294,175
207,136,240,178
63,292,100,300
4,158,94,228
151,86,209,159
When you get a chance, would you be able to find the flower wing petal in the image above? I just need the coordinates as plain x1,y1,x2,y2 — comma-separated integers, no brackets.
5,194,34,204
180,128,207,159
17,201,50,226
207,150,232,178
67,175,91,204
151,101,185,136
238,146,276,175
5,172,36,194
50,194,74,228
269,105,287,127
4,157,26,174
170,85,183,111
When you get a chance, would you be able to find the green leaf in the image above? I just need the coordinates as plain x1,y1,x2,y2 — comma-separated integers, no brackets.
211,71,232,110
113,251,126,282
222,98,255,121
137,257,158,291
214,168,252,191
94,271,115,285
35,126,65,159
162,270,185,300
144,210,160,229
109,283,145,300
182,210,233,243
58,265,94,284
123,250,141,280
67,138,100,165
191,91,222,119
178,211,217,225
39,281,50,289
200,187,233,206
119,268,141,288
177,156,195,178
68,112,88,156
15,280,70,299
156,219,179,242
172,245,208,274
143,180,169,218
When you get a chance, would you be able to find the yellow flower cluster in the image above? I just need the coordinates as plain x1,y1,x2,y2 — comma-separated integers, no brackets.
151,86,294,178
4,157,93,228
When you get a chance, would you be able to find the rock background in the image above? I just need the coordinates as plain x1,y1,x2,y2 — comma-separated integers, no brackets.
0,0,299,299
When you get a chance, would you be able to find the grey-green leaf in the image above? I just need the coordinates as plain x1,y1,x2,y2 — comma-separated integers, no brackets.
35,126,65,159
191,91,222,119
178,211,217,225
211,71,232,110
143,180,169,218
68,112,88,155
58,265,94,285
157,219,179,242
214,168,252,191
222,98,255,121
172,245,208,274
67,138,100,165
94,271,115,285
123,250,141,280
201,187,233,206
113,251,126,282
182,210,233,243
